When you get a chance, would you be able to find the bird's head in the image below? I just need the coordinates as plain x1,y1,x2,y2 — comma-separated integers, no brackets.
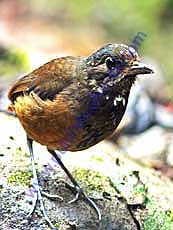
82,43,153,91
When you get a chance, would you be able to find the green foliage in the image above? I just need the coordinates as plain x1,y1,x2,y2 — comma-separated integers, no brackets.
22,1,173,98
0,47,29,78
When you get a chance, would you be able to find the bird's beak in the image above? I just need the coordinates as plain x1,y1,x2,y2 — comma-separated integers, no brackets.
127,61,154,75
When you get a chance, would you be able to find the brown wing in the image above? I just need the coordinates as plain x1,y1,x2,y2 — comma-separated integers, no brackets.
8,56,79,102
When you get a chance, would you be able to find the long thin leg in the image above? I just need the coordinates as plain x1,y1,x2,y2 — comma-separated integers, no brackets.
48,149,101,221
27,137,55,229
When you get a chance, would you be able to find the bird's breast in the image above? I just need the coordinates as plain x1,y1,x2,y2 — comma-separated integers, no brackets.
13,85,129,151
13,92,83,150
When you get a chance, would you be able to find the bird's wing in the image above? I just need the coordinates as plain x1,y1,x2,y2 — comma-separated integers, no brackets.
8,56,79,102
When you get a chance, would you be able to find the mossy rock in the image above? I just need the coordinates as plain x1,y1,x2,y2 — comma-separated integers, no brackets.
73,168,115,195
7,170,32,187
144,199,173,230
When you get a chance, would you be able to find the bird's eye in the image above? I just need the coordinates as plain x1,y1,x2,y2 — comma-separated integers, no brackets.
105,57,122,69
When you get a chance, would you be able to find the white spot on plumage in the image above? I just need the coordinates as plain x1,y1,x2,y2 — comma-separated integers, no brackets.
114,99,117,106
116,95,123,102
113,95,126,107
122,98,126,106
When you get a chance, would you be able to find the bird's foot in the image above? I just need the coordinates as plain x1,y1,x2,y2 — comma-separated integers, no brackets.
27,186,62,229
41,191,63,201
65,182,101,221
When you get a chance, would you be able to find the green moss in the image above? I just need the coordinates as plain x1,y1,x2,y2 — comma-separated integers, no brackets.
16,147,22,154
144,200,173,230
73,168,114,194
110,171,172,229
7,170,32,187
90,155,104,162
16,147,29,158
166,209,173,222
133,183,148,199
55,223,61,229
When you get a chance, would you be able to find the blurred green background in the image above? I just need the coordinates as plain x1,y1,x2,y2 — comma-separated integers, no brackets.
0,0,172,98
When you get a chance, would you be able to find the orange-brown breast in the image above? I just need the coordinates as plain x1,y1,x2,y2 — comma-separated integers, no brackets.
12,92,81,150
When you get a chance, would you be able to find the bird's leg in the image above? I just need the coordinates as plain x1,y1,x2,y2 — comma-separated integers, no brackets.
48,149,101,221
27,137,55,229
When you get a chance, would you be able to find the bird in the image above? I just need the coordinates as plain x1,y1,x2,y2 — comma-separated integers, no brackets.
8,43,153,228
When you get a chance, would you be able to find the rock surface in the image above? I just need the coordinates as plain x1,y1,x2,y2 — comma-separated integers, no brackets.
0,112,173,230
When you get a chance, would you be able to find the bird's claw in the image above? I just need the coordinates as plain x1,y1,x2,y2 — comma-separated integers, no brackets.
65,182,101,221
27,189,62,229
65,182,83,203
41,191,64,201
68,191,80,204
